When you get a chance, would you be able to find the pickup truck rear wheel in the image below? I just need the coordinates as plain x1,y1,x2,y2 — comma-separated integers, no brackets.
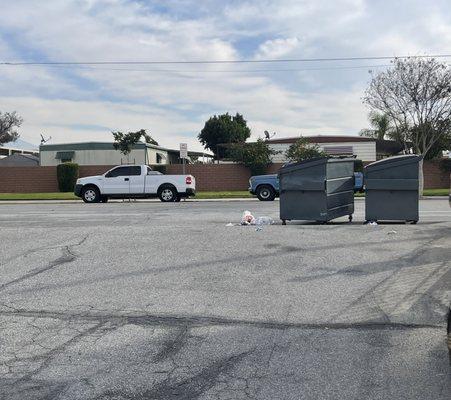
256,185,276,201
158,185,178,202
81,186,100,203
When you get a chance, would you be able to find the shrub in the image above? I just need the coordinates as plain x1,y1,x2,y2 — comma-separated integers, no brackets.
354,159,364,172
57,163,79,192
285,137,326,162
439,158,451,172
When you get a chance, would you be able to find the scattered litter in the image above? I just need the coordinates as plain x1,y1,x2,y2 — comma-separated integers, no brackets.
240,210,256,225
255,216,274,226
225,222,234,227
239,211,274,228
387,230,397,235
368,221,378,226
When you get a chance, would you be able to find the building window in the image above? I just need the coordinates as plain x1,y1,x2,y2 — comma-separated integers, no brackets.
55,151,75,162
323,146,354,156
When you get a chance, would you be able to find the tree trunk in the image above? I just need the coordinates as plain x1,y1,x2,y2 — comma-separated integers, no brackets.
419,158,424,197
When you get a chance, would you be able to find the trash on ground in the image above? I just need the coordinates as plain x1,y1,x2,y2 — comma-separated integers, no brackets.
368,221,378,226
387,230,397,234
225,222,234,227
240,211,274,227
255,216,274,226
241,210,256,225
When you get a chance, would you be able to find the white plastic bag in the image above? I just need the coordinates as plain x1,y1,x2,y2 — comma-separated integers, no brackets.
241,210,256,225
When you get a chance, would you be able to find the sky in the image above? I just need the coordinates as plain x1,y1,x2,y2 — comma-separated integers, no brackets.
1,0,451,151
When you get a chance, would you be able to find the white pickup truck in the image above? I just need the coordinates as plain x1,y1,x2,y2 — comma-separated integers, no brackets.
74,165,195,203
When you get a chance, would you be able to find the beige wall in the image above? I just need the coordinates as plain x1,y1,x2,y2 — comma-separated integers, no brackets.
40,149,145,166
269,141,376,162
40,148,171,166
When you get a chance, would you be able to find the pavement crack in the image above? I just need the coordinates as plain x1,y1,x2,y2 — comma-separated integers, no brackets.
0,234,89,293
153,326,190,363
0,309,443,331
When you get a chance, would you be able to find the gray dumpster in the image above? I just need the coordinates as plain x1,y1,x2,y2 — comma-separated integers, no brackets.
364,155,421,223
279,157,355,224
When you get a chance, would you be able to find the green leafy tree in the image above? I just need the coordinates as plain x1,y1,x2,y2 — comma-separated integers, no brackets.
229,138,279,175
363,57,451,193
112,129,158,161
285,137,326,162
198,113,251,159
0,111,23,145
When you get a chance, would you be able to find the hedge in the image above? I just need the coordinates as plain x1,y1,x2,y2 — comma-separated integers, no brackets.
57,163,79,192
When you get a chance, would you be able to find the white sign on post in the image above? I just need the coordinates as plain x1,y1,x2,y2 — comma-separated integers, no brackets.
179,143,188,159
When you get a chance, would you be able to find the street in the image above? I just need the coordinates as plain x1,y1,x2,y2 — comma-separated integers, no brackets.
0,199,450,399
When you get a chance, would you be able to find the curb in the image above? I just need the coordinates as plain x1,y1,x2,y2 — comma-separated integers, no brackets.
0,196,447,204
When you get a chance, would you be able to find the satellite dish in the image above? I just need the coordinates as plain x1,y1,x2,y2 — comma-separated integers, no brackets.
40,134,52,144
264,130,276,140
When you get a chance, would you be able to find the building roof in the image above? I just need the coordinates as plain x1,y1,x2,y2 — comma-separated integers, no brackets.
266,135,375,144
1,138,39,152
0,153,39,166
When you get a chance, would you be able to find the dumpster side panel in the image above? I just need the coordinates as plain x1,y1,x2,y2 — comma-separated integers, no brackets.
364,155,420,222
280,191,328,221
365,190,419,221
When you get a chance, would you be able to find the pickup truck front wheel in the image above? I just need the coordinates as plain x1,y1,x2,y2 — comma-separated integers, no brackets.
256,185,276,201
81,186,100,203
158,185,178,202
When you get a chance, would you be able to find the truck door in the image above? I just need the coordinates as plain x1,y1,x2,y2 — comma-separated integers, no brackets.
128,165,145,194
103,166,131,195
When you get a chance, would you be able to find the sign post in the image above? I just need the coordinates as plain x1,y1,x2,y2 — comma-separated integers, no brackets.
180,143,188,175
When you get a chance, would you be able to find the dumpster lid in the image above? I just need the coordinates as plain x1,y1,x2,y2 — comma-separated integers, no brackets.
279,157,354,174
365,154,422,171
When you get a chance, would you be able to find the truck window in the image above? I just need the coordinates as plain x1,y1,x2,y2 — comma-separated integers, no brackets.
106,166,130,178
129,166,141,176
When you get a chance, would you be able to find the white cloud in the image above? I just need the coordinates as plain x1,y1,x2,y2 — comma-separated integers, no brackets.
255,37,301,59
0,0,450,150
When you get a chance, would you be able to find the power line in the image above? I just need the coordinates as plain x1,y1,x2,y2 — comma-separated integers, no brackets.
18,63,393,73
1,54,451,66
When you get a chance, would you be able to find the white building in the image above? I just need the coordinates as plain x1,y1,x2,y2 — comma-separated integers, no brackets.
265,136,377,162
39,141,213,166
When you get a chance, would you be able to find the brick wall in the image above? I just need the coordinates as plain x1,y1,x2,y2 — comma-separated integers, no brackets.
422,160,450,189
0,161,449,193
166,163,252,191
0,166,58,193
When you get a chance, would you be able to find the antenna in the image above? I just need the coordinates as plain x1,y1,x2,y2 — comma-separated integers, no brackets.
40,134,52,145
264,130,276,140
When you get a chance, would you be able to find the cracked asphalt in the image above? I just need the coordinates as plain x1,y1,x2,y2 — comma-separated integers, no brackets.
0,199,450,399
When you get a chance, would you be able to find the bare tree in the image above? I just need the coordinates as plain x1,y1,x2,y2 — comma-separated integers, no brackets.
0,111,23,145
363,58,451,193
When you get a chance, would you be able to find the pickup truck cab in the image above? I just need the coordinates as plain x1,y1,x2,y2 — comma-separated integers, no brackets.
249,172,364,201
74,165,195,203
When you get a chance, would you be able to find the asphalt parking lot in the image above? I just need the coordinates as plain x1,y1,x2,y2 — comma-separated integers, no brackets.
0,199,450,399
